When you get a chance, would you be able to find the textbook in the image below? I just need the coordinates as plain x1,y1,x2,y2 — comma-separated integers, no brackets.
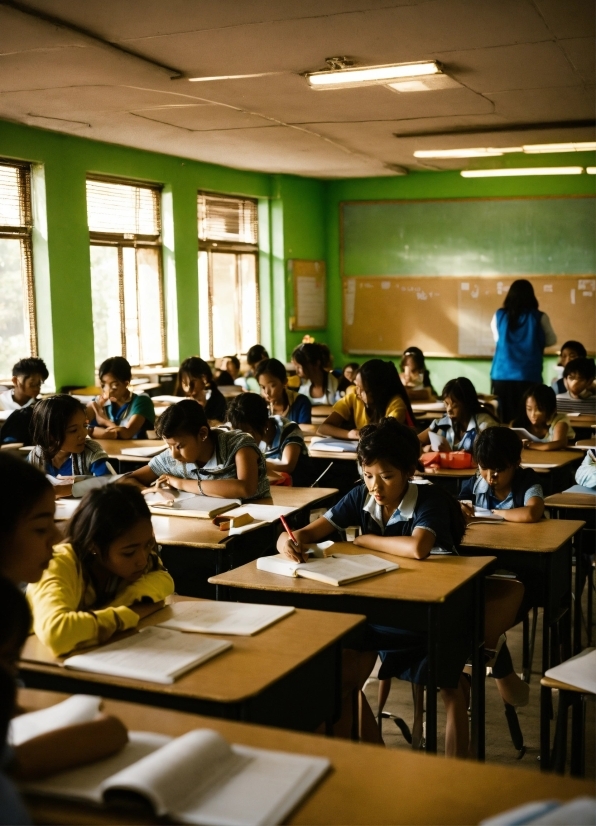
256,552,398,586
309,437,358,453
510,428,542,443
147,490,242,518
428,431,451,451
120,445,167,458
20,728,330,826
158,601,295,636
10,695,102,746
219,503,298,535
63,626,232,684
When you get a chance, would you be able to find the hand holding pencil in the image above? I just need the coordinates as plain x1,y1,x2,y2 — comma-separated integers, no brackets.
279,515,308,563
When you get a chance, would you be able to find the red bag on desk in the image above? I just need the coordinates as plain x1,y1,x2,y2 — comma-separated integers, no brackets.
420,451,441,468
420,451,475,469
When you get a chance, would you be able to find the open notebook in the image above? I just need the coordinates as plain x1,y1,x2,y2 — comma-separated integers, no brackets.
158,602,295,636
146,489,242,519
63,626,231,684
257,552,398,586
220,503,297,535
14,699,329,826
119,445,167,458
309,437,358,453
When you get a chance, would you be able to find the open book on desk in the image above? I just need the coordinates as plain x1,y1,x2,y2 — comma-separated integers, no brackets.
158,601,295,636
20,724,330,826
119,445,167,458
310,436,358,453
218,503,298,535
63,626,231,684
146,489,242,519
257,552,398,586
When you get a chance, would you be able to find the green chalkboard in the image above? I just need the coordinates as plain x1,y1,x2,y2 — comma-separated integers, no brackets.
342,196,596,277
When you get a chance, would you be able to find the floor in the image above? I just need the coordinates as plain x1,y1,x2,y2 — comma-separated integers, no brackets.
363,585,595,779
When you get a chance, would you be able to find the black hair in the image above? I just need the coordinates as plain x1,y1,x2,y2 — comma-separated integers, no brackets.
400,347,436,394
215,371,235,387
317,343,333,370
513,383,556,428
563,357,595,381
222,355,240,372
177,357,227,422
227,393,269,435
67,485,151,566
246,344,269,369
255,358,287,384
156,397,209,439
474,426,522,469
292,343,329,390
0,454,52,555
0,664,16,748
560,341,587,359
502,279,538,330
0,574,31,659
12,357,49,381
31,394,86,461
358,359,415,424
98,356,132,383
337,362,359,395
442,377,497,423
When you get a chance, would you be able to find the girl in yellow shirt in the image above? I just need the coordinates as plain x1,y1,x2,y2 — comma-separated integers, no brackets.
27,485,174,656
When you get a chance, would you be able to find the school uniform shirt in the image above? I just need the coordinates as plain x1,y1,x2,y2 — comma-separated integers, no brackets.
0,389,35,411
576,451,596,488
428,410,496,453
93,392,155,439
535,411,575,443
330,387,409,430
459,467,543,510
282,388,312,424
26,543,174,657
148,427,270,500
261,415,314,487
27,439,110,477
556,389,596,416
298,373,340,406
490,308,556,383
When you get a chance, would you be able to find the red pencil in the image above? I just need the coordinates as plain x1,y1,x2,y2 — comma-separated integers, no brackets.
280,515,298,545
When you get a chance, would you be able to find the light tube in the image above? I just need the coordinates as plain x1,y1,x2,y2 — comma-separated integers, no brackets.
587,167,596,174
307,61,440,89
414,147,521,159
522,142,596,153
460,167,584,178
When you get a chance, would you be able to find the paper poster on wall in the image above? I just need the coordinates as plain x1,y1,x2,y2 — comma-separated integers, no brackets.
290,259,327,330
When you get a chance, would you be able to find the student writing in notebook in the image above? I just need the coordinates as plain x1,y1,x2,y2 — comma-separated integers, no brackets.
292,343,340,406
256,358,312,424
512,384,574,450
551,340,587,395
177,357,227,425
86,357,155,440
128,399,270,500
0,357,49,412
27,395,110,497
317,360,414,441
277,418,469,757
27,485,174,656
399,347,436,402
418,377,497,454
556,357,596,416
227,393,314,487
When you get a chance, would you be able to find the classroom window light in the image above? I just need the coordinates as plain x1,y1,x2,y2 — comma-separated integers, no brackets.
460,167,584,178
307,60,441,89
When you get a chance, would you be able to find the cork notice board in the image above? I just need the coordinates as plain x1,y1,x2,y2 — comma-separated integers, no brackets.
290,259,327,330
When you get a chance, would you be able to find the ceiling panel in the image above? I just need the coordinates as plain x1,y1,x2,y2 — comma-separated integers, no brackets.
130,104,278,131
559,38,596,86
533,0,596,40
488,86,596,122
0,5,83,53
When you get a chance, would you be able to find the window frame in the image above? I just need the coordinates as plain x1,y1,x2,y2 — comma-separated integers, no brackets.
87,175,166,367
0,160,37,360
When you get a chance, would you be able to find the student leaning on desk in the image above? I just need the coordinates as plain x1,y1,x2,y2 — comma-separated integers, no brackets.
86,357,155,441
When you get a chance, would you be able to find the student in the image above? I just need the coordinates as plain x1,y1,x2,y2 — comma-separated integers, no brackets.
513,384,574,450
317,359,415,441
490,279,557,424
337,362,359,397
0,357,48,411
576,449,596,488
256,358,312,424
556,357,596,416
418,377,497,454
27,485,174,656
28,395,110,495
277,418,470,756
87,356,155,440
292,343,340,405
0,406,34,446
177,357,227,425
551,340,587,394
400,347,436,401
220,355,241,382
128,399,270,500
227,393,314,487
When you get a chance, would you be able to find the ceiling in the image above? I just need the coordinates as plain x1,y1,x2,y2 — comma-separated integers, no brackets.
0,0,594,178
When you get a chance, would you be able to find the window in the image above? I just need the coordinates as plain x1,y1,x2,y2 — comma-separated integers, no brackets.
87,178,165,367
198,193,259,359
0,162,36,378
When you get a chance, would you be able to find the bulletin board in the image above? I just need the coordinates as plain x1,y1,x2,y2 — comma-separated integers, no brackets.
290,259,327,330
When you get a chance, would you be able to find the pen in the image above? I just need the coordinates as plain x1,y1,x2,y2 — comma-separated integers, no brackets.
280,515,298,546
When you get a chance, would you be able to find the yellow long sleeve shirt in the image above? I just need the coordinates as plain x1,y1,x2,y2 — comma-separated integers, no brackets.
27,543,175,656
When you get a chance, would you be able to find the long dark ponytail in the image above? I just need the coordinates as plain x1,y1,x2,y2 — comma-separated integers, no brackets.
358,360,415,425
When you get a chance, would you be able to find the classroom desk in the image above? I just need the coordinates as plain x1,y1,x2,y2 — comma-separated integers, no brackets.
311,404,333,424
461,519,585,770
20,690,593,826
520,448,583,493
209,543,495,759
19,598,364,733
96,439,163,466
309,445,358,461
575,438,596,449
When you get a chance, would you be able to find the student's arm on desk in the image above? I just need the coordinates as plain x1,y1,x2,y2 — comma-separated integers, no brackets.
164,446,260,500
523,420,569,451
10,717,128,781
317,411,360,440
91,414,148,441
496,497,544,523
354,528,435,560
266,443,301,475
276,517,334,563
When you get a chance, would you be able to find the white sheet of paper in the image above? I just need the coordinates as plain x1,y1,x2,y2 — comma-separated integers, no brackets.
429,432,451,451
545,647,596,694
158,602,295,636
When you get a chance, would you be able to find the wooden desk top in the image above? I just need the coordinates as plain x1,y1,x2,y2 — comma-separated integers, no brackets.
415,467,477,479
462,519,585,553
21,689,592,826
210,543,494,605
570,413,596,427
575,438,596,449
310,404,333,417
96,439,163,461
309,446,358,461
540,675,593,694
520,448,583,470
20,599,364,705
544,492,596,509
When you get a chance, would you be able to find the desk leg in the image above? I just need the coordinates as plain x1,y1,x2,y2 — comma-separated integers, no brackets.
471,574,485,762
573,529,584,655
426,606,438,754
540,557,552,770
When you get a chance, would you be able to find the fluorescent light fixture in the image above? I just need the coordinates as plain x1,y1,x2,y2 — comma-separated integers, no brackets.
587,167,596,174
522,141,596,153
414,147,521,159
307,60,441,89
461,167,584,178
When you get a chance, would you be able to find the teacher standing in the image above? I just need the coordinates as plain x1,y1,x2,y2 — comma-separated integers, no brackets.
490,279,556,424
